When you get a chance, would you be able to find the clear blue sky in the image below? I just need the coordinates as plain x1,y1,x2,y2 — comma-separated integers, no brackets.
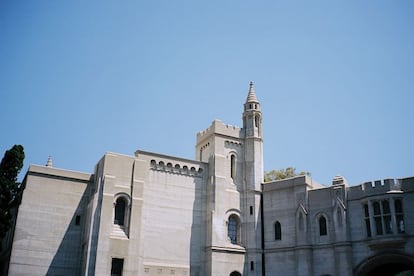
1,1,413,185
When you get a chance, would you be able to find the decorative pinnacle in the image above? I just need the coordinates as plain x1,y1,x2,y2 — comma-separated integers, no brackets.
246,81,259,103
46,156,53,167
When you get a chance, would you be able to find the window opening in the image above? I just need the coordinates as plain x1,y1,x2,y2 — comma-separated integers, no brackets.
228,215,239,244
395,199,405,233
75,215,81,226
255,115,259,127
382,200,392,234
373,201,383,235
111,258,124,276
230,155,236,180
364,204,371,237
114,197,126,226
275,221,282,240
250,261,254,271
319,216,327,236
250,206,253,215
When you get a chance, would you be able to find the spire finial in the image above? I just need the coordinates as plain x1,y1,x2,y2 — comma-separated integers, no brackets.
46,156,53,167
246,81,258,103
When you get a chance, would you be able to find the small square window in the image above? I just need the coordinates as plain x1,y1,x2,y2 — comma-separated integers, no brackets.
75,215,81,225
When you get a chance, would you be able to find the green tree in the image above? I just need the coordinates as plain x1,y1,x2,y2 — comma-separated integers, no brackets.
0,145,25,243
264,167,310,182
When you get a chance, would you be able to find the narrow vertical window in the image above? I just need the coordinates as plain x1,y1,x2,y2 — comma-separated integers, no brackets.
75,215,81,226
382,200,392,234
319,216,327,236
255,115,259,127
395,199,405,233
364,204,371,237
230,154,236,180
114,197,126,226
373,201,383,235
111,258,124,276
228,215,239,244
250,261,254,271
275,221,282,240
250,206,253,215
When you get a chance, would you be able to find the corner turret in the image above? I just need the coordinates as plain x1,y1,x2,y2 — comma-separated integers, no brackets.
243,81,262,138
244,81,261,111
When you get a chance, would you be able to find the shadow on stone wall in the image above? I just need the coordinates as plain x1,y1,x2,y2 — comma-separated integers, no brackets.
189,175,205,276
45,186,91,276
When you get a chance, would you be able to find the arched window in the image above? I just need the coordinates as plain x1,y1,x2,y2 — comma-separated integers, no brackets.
228,215,240,244
275,221,282,240
298,213,304,231
230,154,236,180
319,216,327,236
114,197,127,226
230,271,242,276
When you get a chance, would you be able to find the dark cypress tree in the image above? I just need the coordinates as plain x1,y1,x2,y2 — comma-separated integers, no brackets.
0,145,25,242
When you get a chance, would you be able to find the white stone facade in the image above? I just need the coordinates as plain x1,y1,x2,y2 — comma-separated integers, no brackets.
7,83,414,275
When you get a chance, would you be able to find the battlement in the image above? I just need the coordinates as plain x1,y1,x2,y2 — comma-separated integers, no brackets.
361,178,401,191
348,177,414,200
196,120,242,143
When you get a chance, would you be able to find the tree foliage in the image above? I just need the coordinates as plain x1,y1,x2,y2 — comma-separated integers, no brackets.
0,145,25,241
264,167,310,182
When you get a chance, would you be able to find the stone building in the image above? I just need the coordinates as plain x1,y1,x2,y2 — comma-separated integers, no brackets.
6,83,414,275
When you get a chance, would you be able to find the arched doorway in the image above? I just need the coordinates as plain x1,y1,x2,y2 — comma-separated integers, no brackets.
230,271,242,276
355,253,414,276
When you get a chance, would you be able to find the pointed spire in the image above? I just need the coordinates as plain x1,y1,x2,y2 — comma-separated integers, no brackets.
246,81,259,103
46,156,53,167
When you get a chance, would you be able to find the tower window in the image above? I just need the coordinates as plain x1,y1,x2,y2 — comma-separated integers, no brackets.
275,221,282,240
230,154,236,180
255,115,259,127
114,197,127,226
228,215,240,244
319,216,327,236
111,258,124,276
250,206,253,215
250,261,254,271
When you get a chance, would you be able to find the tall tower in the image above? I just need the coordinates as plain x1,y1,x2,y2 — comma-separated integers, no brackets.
242,81,264,275
196,82,264,275
243,81,263,190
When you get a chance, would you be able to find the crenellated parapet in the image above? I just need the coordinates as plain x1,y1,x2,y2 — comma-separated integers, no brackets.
348,178,408,200
196,120,242,144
